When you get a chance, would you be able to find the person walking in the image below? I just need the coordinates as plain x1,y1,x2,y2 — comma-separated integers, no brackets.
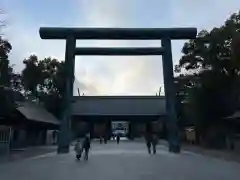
145,133,158,155
116,134,120,144
145,122,154,154
74,139,82,161
82,134,91,161
152,133,158,154
104,134,108,144
145,132,152,154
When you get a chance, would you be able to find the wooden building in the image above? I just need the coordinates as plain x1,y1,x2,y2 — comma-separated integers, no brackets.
0,101,59,150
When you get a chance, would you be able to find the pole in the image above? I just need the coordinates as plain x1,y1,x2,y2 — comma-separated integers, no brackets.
57,35,76,153
161,38,180,153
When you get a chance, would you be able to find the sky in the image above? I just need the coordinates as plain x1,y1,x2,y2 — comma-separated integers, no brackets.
1,0,240,96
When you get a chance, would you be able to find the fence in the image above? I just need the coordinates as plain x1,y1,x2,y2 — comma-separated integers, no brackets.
0,125,11,156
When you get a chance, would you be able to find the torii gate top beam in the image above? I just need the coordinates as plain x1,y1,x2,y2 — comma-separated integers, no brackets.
39,27,197,40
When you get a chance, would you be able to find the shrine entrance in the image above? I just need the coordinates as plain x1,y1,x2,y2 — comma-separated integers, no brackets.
39,27,197,153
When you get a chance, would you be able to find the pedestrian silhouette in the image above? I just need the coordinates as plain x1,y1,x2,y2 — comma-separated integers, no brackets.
116,134,120,144
82,134,91,161
74,139,82,161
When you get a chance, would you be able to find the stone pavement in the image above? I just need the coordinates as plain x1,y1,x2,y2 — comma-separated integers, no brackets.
181,143,240,163
158,140,240,163
0,145,57,163
0,141,240,180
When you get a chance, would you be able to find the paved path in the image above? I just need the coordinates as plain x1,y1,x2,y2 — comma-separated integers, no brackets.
158,140,240,163
0,141,240,180
0,146,57,163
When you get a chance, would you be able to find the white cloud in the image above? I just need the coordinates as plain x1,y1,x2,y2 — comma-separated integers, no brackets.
6,25,66,72
73,0,164,95
3,0,240,96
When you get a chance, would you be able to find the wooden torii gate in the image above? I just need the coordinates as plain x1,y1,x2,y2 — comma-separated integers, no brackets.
39,27,197,153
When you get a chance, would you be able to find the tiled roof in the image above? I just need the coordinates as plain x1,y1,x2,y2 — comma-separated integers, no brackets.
16,101,60,125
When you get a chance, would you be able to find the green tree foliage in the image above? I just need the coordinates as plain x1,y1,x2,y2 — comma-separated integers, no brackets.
22,55,43,96
175,11,240,132
21,55,66,117
0,37,15,117
37,57,66,118
0,37,12,86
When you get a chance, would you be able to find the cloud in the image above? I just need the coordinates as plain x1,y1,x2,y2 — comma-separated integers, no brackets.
6,25,66,71
169,0,240,29
3,0,240,96
74,78,99,95
73,0,165,95
4,0,165,96
73,0,240,95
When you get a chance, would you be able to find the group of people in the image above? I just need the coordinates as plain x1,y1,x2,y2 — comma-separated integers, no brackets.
74,134,91,161
99,133,121,144
74,131,158,161
99,136,108,144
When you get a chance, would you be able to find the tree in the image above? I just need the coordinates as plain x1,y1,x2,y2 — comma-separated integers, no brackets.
0,37,12,87
37,57,66,118
175,11,240,144
177,11,240,77
21,55,67,117
0,37,16,117
10,72,23,93
21,55,43,97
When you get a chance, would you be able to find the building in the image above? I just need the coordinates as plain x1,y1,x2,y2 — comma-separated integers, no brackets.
71,96,167,139
0,100,59,154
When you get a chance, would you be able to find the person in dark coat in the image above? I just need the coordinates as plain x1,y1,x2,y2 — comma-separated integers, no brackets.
82,134,91,160
145,132,152,154
116,134,120,144
152,134,158,154
104,135,108,144
145,123,153,154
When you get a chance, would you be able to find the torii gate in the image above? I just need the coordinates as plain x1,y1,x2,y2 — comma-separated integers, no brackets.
39,27,197,153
